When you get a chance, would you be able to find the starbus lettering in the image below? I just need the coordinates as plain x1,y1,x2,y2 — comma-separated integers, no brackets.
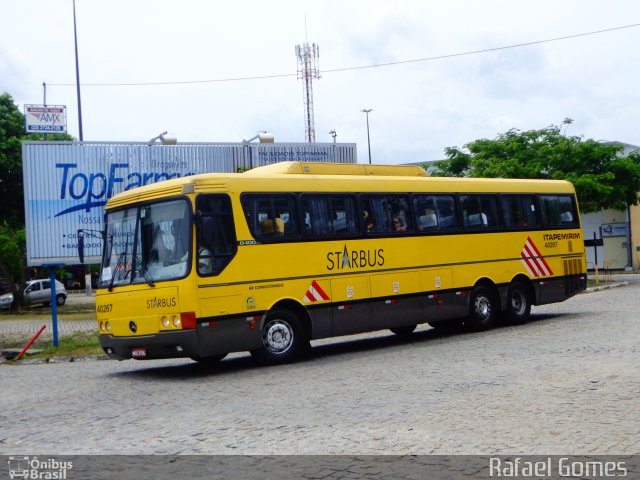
326,245,384,271
146,297,177,309
55,163,196,217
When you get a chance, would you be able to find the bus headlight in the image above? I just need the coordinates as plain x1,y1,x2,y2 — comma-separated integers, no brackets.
162,316,170,328
106,321,111,332
172,315,181,328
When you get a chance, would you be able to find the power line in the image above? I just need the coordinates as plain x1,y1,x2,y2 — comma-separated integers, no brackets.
324,23,640,73
48,23,640,87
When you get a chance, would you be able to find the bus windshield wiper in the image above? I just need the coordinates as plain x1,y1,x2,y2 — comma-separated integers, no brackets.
108,232,129,292
138,263,155,288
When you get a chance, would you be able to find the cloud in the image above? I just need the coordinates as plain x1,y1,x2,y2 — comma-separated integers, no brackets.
2,0,639,163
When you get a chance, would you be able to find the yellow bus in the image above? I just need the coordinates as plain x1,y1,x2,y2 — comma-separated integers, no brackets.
87,161,586,364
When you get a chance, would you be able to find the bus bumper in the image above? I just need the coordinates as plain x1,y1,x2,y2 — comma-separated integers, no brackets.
99,330,200,360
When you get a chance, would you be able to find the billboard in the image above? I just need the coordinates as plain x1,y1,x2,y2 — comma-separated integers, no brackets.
22,141,357,266
24,105,67,133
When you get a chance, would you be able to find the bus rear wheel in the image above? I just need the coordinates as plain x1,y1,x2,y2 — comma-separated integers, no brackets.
503,280,531,324
251,310,308,364
428,319,464,333
466,285,497,331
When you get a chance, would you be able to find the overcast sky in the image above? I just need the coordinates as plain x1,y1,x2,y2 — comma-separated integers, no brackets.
2,0,639,164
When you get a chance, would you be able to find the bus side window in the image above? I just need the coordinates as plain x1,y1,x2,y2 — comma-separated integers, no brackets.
303,195,358,237
502,195,538,229
462,195,498,229
362,194,411,234
461,195,483,228
413,194,439,231
436,196,458,228
540,194,578,227
242,194,299,240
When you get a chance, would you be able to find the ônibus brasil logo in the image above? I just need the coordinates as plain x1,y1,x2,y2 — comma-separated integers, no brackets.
8,456,73,479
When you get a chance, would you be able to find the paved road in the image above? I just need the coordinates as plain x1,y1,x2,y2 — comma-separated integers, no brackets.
0,277,639,457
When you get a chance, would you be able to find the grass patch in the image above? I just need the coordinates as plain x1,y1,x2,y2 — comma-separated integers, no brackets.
32,332,103,359
2,331,103,361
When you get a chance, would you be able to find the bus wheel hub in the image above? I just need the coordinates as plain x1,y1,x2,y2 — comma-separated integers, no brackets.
265,320,292,353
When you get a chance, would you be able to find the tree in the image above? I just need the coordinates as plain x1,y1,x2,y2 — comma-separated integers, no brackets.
0,93,25,227
430,122,640,213
0,223,26,309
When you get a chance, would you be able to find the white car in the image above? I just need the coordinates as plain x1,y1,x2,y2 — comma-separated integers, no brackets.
23,279,67,307
0,292,13,309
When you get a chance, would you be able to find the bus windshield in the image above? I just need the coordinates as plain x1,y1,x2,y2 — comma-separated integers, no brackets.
100,199,191,288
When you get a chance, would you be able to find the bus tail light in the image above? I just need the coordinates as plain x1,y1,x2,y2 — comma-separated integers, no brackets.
180,312,196,330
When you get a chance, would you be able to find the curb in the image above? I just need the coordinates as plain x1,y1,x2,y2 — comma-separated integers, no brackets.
585,281,630,293
0,354,109,365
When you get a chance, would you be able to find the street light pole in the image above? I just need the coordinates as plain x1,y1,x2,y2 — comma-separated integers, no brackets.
361,109,372,164
73,0,84,141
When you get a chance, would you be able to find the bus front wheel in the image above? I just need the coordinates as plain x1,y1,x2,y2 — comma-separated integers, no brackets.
191,353,227,364
466,285,497,331
251,310,308,364
390,324,417,336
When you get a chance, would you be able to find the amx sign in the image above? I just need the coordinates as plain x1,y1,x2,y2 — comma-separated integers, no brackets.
22,141,356,266
24,104,67,133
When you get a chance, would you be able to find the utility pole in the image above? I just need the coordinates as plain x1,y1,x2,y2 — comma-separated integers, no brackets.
361,109,373,164
73,0,84,141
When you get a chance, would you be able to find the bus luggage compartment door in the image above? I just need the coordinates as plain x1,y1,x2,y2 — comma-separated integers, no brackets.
370,271,422,330
420,268,454,323
330,276,372,336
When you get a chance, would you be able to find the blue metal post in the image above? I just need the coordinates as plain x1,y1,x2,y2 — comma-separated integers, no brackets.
45,265,63,347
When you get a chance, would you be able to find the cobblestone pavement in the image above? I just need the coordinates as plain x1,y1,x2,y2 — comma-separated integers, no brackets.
0,293,96,335
0,276,639,456
0,318,96,335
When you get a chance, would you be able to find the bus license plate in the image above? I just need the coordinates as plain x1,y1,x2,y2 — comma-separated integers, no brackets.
131,347,147,358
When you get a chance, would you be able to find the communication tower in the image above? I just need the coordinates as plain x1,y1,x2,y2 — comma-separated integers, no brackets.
295,42,320,143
